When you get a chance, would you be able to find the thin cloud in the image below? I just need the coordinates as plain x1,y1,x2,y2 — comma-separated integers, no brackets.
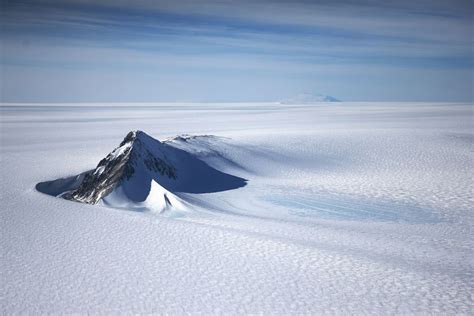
1,0,472,102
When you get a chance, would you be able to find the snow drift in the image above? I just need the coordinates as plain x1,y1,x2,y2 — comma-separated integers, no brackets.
36,130,247,212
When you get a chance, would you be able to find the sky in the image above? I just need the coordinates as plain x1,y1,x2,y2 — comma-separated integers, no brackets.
1,0,473,102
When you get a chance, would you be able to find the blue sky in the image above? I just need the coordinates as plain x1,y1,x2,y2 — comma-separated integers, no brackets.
1,0,472,102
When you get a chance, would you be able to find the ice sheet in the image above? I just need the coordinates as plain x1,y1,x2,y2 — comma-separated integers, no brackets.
1,102,473,313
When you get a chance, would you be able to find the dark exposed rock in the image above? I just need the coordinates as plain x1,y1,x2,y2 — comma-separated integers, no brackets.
66,130,177,204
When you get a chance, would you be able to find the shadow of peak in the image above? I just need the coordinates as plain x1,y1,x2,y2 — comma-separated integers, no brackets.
157,143,247,194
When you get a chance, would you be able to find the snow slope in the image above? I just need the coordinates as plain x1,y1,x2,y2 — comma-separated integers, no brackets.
37,130,246,213
1,102,473,313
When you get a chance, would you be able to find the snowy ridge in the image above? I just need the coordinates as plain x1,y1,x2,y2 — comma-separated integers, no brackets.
38,130,246,213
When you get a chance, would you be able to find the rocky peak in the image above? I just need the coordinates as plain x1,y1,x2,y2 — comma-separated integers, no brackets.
65,130,177,204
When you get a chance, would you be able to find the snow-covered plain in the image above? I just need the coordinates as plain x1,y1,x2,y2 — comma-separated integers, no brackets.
1,102,473,314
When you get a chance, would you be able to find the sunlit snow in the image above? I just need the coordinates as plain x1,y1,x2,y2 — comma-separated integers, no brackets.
1,102,473,314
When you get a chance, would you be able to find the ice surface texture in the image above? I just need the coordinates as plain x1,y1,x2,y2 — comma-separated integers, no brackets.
1,102,473,314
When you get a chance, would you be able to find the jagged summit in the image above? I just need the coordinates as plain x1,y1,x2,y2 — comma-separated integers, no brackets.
40,130,247,212
280,93,340,104
64,130,177,204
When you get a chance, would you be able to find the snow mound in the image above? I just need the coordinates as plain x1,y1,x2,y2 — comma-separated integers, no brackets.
281,92,340,104
36,131,247,212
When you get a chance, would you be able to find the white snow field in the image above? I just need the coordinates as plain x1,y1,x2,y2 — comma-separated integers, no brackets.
1,102,473,314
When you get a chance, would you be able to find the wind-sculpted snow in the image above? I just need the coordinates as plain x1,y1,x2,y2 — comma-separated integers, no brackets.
2,102,473,314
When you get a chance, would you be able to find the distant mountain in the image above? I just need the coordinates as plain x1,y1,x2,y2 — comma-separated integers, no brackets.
280,93,341,104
